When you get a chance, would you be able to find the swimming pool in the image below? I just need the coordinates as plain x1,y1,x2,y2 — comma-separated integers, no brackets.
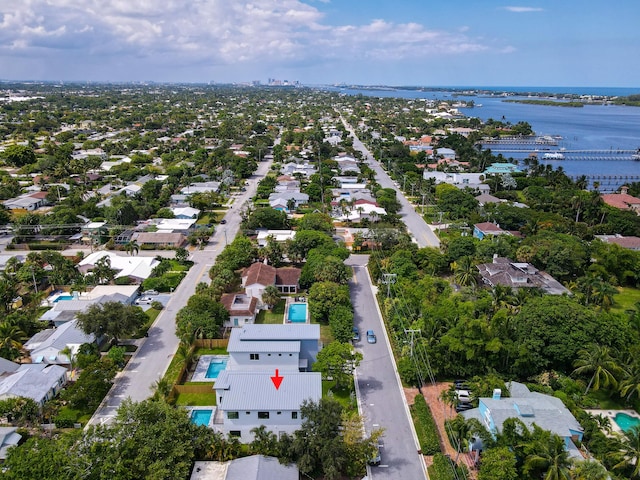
53,294,74,303
205,358,228,379
614,412,640,432
190,409,213,426
288,303,307,323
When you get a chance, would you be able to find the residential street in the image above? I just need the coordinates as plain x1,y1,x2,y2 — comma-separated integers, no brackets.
347,255,428,480
88,155,275,426
341,116,441,249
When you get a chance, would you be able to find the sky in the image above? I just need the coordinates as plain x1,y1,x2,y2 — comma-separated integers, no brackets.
0,0,638,87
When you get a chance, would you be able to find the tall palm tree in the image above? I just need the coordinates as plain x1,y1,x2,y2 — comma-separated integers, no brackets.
572,344,622,395
610,425,640,479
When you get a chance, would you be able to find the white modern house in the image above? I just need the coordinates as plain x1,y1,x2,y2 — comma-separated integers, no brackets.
210,324,322,441
213,371,321,440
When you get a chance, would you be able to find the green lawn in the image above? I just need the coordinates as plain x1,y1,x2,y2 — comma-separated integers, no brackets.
174,392,217,406
322,379,357,410
195,347,228,356
255,299,285,324
612,287,640,313
587,389,629,410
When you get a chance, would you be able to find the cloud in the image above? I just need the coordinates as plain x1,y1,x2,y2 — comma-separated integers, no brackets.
0,0,506,79
503,6,544,13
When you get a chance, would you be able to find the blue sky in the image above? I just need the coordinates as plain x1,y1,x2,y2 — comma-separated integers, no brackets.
0,0,638,87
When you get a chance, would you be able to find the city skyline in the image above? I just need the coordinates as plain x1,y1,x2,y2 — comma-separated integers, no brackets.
1,0,638,87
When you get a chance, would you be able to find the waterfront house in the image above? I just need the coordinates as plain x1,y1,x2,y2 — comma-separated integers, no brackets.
462,382,583,459
483,162,521,175
601,186,640,215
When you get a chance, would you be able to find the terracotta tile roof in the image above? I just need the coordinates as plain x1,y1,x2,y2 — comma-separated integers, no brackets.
599,235,640,250
220,293,257,316
29,191,49,199
242,262,276,287
601,193,640,211
275,267,301,287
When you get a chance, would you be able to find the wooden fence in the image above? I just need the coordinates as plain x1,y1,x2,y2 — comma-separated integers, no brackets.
194,339,229,349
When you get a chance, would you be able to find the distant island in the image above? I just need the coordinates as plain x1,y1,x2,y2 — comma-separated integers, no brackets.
503,99,584,107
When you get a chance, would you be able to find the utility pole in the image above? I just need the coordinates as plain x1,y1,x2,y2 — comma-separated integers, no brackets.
404,329,421,358
381,273,397,298
421,193,427,214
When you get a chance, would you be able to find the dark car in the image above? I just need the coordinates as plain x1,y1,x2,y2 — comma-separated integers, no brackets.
220,219,227,224
352,327,360,342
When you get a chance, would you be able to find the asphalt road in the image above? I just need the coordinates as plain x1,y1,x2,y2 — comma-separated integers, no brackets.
347,255,428,480
340,117,441,249
88,150,276,426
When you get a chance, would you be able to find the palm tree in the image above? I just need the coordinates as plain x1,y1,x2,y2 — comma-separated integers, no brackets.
570,459,608,480
151,376,172,402
620,360,640,402
262,285,281,310
610,425,640,479
452,256,477,288
572,344,621,395
524,431,572,480
0,322,27,360
124,240,140,256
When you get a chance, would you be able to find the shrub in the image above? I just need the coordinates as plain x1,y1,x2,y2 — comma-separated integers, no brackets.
428,453,467,480
54,408,79,428
411,394,441,455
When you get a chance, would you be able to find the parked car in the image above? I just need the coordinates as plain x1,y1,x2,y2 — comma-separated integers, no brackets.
366,330,377,344
220,219,227,224
368,445,381,466
142,290,159,296
456,389,472,404
352,327,360,342
135,297,153,305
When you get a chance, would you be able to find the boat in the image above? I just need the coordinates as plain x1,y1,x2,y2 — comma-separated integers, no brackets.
633,154,640,161
543,152,565,160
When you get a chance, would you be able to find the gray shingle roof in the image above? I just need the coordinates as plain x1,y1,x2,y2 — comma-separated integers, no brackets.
215,371,321,411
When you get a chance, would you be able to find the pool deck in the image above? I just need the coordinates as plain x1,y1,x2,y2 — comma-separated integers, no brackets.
585,408,640,435
191,355,229,382
284,296,310,324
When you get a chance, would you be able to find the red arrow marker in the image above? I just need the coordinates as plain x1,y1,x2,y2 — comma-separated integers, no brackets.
271,369,283,390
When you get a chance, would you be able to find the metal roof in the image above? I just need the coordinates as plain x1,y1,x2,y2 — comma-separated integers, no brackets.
227,338,300,353
231,324,319,341
215,371,321,411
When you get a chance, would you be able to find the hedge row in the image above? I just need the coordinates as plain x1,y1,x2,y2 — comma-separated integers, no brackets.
411,394,441,455
427,453,458,480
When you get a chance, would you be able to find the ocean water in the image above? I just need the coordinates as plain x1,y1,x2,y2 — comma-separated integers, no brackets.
323,86,640,190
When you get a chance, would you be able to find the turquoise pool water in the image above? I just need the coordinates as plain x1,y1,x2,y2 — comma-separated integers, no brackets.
191,409,213,426
205,358,228,379
288,303,307,322
614,412,640,432
53,294,74,303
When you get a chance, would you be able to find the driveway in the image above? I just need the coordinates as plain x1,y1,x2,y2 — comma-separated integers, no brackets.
347,254,427,480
